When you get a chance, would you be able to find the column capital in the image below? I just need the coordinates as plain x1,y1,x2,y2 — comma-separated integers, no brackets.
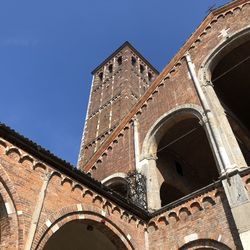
143,154,158,161
201,80,214,88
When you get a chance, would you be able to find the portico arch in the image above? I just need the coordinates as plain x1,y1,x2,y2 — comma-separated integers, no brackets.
44,219,127,250
141,105,219,209
179,238,231,250
36,207,134,250
141,104,204,159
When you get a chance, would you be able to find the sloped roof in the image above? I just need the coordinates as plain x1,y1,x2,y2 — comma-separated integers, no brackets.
91,41,159,75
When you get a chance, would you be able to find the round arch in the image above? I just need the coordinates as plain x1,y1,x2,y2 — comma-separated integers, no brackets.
101,172,127,184
35,206,134,250
200,25,250,79
102,173,128,197
199,26,250,169
141,104,204,160
140,104,219,209
179,238,232,250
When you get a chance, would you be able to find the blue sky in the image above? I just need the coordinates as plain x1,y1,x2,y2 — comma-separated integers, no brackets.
0,0,231,165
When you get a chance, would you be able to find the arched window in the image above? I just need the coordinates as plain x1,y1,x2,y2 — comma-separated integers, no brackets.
108,64,113,73
103,176,128,197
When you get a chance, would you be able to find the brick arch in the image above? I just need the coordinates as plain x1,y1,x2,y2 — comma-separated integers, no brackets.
200,25,250,80
179,238,232,250
141,104,204,159
140,104,221,210
0,164,23,249
101,173,128,197
35,204,134,250
101,172,127,184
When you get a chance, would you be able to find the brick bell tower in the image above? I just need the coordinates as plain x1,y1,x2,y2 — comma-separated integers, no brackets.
78,41,158,170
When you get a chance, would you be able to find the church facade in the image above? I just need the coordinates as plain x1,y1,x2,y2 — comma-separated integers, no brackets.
0,0,250,249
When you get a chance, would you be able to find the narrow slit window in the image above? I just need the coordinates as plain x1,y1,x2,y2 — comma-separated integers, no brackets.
108,64,113,73
117,56,122,66
148,72,153,81
98,72,103,81
140,64,145,73
131,57,136,66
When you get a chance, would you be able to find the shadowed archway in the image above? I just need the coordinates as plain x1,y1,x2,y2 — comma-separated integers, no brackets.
211,37,250,166
44,219,128,250
141,106,219,208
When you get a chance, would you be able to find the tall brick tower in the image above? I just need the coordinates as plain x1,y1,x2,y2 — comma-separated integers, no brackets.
78,42,158,170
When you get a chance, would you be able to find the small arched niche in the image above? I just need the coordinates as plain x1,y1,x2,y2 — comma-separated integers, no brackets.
145,110,219,207
210,33,250,166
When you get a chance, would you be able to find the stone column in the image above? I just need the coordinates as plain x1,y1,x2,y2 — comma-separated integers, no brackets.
198,63,250,249
140,157,161,211
201,79,247,170
222,173,250,250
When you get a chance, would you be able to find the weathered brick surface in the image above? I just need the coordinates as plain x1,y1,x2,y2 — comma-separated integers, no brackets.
0,138,245,249
148,188,241,250
78,45,158,168
0,138,146,250
0,1,249,249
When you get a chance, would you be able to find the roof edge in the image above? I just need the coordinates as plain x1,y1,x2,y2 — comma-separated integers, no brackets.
0,123,150,221
91,41,159,75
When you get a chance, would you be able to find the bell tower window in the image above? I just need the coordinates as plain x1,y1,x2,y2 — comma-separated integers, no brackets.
131,56,136,66
140,64,145,73
98,72,103,81
117,56,122,66
108,64,113,73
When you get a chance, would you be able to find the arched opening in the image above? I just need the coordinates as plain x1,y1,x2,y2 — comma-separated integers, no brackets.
155,114,218,206
211,37,250,166
160,182,184,207
44,219,128,250
117,56,122,66
104,177,128,197
179,238,231,250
